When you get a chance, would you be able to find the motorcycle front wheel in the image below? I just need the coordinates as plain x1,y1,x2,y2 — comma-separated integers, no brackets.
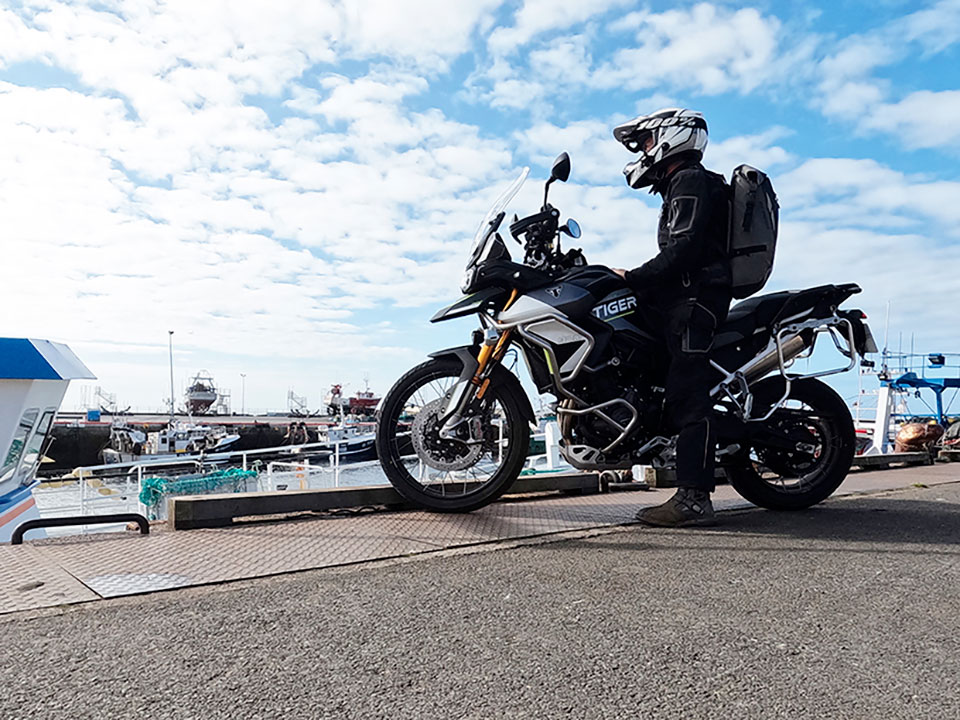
726,377,856,511
375,357,530,512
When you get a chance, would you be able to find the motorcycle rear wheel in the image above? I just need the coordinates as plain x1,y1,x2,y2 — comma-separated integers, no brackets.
726,377,855,511
375,357,530,512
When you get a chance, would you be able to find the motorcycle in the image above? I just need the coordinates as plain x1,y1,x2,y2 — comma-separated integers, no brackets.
375,153,878,512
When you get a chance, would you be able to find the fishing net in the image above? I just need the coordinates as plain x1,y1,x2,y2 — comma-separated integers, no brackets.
139,468,257,519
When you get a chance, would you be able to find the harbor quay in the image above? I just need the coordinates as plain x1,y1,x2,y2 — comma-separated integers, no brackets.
2,464,959,719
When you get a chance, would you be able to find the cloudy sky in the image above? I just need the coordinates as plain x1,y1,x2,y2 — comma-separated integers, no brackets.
2,0,959,414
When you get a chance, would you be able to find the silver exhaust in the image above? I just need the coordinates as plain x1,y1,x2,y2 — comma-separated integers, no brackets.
740,334,807,383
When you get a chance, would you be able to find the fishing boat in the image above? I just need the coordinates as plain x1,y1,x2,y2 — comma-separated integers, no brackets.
326,380,381,416
185,371,218,415
853,350,960,455
101,419,240,464
321,421,376,461
0,338,95,543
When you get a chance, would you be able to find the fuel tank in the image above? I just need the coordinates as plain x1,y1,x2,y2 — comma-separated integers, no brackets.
498,266,662,377
561,266,659,342
500,265,640,326
497,283,594,325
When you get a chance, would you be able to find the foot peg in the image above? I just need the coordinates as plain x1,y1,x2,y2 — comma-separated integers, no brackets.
717,443,741,457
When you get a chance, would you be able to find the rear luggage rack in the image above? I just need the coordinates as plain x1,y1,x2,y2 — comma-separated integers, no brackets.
711,314,858,421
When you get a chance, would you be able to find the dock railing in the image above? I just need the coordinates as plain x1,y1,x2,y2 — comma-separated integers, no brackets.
31,422,581,532
32,438,389,530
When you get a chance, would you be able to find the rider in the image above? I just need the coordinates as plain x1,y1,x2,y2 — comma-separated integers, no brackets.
611,108,732,527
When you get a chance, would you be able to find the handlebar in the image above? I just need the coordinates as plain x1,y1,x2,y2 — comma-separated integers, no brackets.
509,208,557,240
509,205,588,275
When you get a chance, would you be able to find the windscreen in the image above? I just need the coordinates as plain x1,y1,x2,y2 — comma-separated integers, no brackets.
466,167,529,267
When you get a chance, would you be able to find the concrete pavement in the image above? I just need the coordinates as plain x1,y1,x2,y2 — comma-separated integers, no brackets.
2,479,959,719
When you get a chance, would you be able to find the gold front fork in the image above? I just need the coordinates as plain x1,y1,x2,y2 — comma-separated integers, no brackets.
473,289,518,400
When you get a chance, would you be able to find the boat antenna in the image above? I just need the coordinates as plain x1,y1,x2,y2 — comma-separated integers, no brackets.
168,330,176,424
881,300,891,377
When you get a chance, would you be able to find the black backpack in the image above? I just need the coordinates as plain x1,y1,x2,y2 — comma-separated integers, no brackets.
728,165,779,299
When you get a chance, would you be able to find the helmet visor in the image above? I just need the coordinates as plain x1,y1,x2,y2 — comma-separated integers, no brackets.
623,129,656,154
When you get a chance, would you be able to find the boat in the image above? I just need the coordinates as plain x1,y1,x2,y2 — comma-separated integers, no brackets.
348,385,380,415
101,420,240,464
185,371,218,415
853,349,960,455
326,380,381,416
321,421,376,461
1,338,95,543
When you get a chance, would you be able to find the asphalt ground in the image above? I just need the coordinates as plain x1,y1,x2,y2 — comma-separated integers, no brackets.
2,482,959,720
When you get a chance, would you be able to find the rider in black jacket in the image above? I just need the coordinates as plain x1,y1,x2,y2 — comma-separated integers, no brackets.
612,108,732,527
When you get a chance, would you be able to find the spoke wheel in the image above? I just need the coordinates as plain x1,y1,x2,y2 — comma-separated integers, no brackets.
375,358,530,512
727,377,855,510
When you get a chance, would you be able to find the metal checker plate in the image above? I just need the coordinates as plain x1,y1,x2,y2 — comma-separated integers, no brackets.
0,545,99,614
36,523,439,598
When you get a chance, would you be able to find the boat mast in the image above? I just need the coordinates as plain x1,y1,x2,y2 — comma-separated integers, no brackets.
168,330,175,423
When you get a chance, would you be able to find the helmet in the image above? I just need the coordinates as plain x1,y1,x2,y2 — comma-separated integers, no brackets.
613,108,708,189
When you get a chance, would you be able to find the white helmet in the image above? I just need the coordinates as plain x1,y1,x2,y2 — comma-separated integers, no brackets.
613,108,708,189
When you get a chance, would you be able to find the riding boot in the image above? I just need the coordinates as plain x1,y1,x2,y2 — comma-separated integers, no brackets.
635,487,716,527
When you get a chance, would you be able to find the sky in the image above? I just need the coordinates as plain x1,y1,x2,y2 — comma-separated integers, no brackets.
2,0,960,415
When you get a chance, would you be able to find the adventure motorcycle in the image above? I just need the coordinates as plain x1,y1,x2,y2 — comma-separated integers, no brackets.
375,153,878,512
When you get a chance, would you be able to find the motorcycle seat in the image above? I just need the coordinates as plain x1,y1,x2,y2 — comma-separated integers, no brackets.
714,284,845,349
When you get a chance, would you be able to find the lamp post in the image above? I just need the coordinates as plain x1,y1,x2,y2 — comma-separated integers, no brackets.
240,373,246,415
168,331,175,422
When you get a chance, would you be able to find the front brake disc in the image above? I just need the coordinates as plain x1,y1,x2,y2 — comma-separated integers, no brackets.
411,398,483,471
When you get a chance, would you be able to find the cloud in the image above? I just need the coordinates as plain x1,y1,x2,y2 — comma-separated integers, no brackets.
337,0,502,69
862,90,960,150
703,128,794,177
528,34,594,86
776,157,960,233
471,3,800,115
598,4,784,95
0,1,526,413
488,0,627,55
814,1,960,149
1,0,958,413
514,118,623,184
902,0,960,54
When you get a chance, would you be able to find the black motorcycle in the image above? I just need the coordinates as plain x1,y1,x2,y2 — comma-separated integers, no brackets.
375,154,878,512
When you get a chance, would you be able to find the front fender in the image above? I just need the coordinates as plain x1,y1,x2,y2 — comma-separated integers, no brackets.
428,345,535,424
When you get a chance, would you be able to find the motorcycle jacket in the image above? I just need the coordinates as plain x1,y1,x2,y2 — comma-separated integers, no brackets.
624,160,731,304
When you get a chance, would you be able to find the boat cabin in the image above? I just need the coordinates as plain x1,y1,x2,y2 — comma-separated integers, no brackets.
0,338,95,542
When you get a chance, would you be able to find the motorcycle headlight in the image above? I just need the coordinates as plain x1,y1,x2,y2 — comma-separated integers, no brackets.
460,268,475,294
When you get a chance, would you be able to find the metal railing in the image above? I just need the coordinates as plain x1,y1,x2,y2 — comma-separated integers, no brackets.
12,514,149,545
33,469,148,530
30,424,580,533
31,439,382,532
262,460,335,492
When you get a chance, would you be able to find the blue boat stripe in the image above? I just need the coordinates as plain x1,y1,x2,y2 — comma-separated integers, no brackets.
0,483,38,513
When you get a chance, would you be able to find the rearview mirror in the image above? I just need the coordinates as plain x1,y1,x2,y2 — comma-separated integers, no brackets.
550,152,571,183
560,219,581,239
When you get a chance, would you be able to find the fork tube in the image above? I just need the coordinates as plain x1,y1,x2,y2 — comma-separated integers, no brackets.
472,289,517,384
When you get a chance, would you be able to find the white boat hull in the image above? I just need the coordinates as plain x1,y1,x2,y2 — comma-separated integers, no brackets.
0,482,45,543
103,434,241,465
